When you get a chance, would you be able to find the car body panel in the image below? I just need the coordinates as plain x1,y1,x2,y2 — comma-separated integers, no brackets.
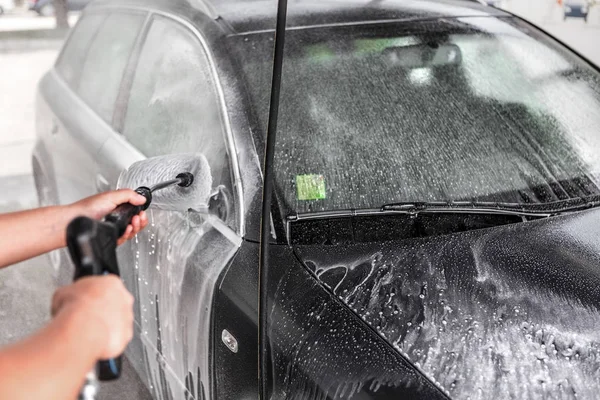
292,208,600,398
37,70,111,206
265,245,449,399
114,207,242,400
213,241,260,399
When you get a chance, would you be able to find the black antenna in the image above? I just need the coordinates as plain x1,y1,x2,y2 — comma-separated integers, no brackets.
258,0,288,396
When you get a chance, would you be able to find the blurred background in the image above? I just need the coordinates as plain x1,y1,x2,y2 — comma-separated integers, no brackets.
0,0,597,398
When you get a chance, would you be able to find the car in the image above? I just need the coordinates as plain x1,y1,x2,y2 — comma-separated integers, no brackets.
29,0,92,16
563,0,590,21
32,0,600,398
0,0,15,15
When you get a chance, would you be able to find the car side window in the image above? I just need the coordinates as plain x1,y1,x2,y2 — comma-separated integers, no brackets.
77,12,145,124
55,13,107,88
122,16,233,215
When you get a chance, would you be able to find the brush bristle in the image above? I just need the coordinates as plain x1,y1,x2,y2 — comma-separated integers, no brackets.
117,154,212,212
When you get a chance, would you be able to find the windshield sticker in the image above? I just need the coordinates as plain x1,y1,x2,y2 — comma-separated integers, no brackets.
305,43,335,63
296,174,326,200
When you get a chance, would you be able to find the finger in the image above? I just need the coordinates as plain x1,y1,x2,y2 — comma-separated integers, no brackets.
131,215,141,234
117,225,133,245
126,291,135,307
124,224,133,238
105,189,147,207
139,211,148,228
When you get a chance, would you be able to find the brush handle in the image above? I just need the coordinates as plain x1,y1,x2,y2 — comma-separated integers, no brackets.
104,187,152,237
104,203,143,237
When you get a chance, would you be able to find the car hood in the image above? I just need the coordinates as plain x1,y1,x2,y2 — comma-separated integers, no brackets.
293,208,600,399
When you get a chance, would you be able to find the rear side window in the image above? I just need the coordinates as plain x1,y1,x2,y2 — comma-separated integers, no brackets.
56,13,106,88
122,16,229,188
78,12,145,124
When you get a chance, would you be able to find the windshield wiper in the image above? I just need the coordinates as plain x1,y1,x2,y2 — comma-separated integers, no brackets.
381,195,600,217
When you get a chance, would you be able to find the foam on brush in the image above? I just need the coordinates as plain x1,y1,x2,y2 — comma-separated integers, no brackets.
117,153,213,212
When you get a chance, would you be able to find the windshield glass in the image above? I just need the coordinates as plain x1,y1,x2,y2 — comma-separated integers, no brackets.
236,16,600,216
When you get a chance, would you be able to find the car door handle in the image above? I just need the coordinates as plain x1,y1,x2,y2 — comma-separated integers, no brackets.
96,174,111,192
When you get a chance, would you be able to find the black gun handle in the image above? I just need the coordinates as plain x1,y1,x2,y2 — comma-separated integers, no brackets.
103,186,152,237
66,217,124,381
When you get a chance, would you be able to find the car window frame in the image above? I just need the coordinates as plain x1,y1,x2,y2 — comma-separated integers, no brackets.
75,10,148,125
105,7,246,237
54,8,149,128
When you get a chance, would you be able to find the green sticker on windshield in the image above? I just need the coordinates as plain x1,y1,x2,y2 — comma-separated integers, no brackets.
296,174,326,200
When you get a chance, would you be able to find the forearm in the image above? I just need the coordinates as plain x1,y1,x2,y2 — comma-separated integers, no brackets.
0,309,100,400
0,204,82,269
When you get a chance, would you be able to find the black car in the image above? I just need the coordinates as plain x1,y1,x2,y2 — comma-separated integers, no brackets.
29,0,91,16
33,0,600,398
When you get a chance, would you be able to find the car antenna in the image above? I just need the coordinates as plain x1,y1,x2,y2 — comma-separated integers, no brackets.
258,0,288,397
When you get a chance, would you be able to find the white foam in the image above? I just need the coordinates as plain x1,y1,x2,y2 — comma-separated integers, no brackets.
117,153,213,212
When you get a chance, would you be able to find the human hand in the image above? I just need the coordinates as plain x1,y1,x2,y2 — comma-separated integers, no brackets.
51,275,134,360
70,189,149,245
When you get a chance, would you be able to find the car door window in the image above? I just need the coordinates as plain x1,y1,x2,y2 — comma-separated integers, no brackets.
55,12,106,88
116,18,243,399
122,16,232,214
78,12,145,124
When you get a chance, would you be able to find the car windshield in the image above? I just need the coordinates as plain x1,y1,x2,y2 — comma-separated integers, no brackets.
234,16,600,216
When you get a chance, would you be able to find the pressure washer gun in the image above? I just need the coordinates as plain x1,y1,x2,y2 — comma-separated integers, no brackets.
65,173,194,400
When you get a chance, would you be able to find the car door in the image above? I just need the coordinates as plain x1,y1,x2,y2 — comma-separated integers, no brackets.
96,13,243,399
47,10,145,206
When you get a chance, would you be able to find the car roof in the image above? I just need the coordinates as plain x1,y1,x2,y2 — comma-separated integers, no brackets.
89,0,508,35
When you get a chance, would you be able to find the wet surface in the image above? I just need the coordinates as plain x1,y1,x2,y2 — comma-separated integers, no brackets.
268,252,447,400
269,18,600,215
295,208,600,399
